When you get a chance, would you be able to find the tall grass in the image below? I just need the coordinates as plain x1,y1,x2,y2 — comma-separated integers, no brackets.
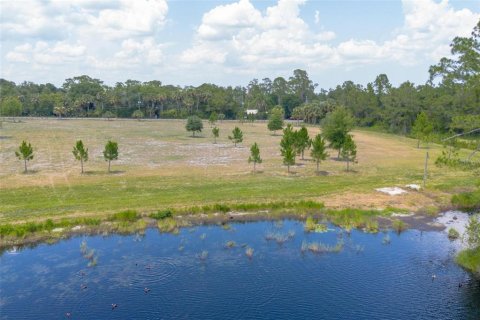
452,189,480,211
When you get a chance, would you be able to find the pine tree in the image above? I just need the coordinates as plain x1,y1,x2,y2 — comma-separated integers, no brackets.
341,135,357,171
212,126,219,144
311,134,329,173
15,140,34,173
72,140,89,174
229,127,243,147
295,126,311,159
248,142,262,173
103,140,119,173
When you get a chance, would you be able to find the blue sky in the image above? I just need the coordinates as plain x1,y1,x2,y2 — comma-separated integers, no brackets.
1,0,479,90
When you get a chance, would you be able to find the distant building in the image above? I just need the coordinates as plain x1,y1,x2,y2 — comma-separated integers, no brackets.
246,109,258,115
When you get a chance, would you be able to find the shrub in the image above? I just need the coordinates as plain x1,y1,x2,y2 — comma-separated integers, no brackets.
452,190,480,211
149,210,173,220
456,247,480,275
391,219,408,233
111,210,139,222
448,228,460,240
157,218,179,233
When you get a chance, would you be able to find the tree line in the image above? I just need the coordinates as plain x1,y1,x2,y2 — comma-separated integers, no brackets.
1,21,479,137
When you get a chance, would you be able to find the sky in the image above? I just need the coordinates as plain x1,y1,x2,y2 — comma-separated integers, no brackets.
0,0,479,90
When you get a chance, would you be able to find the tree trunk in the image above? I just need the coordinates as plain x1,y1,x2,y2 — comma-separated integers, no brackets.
417,140,420,148
316,160,319,173
214,136,216,144
346,159,350,171
81,159,84,174
24,159,27,173
253,162,256,173
108,160,111,173
337,149,340,159
301,150,304,160
287,165,290,174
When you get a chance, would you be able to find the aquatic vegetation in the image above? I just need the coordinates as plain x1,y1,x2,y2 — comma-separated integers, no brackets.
304,216,328,233
149,209,173,220
245,247,254,259
448,228,460,240
301,240,344,254
79,240,98,267
157,218,179,234
224,241,236,248
198,250,209,261
391,219,408,234
200,233,207,240
80,240,87,255
364,219,379,233
354,244,365,253
221,224,232,230
382,234,391,245
265,230,295,244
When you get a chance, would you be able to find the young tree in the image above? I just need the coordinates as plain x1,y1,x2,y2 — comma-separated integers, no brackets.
341,135,357,171
311,134,329,173
186,115,203,137
412,111,433,148
72,140,88,174
322,107,354,158
15,140,34,173
229,126,243,147
295,126,311,159
280,124,296,173
248,142,262,173
103,140,118,173
212,126,219,144
132,110,144,120
209,112,218,126
267,107,284,135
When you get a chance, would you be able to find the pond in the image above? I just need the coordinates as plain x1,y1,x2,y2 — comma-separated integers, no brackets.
1,220,479,319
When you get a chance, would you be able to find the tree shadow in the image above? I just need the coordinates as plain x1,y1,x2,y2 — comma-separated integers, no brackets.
0,136,12,140
22,169,39,174
315,171,329,176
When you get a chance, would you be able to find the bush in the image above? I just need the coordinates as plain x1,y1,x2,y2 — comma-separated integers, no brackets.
448,228,460,240
111,210,139,222
456,247,480,275
149,210,173,220
452,190,480,211
213,203,230,213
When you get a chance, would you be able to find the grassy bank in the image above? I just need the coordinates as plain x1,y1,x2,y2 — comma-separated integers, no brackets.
456,247,480,276
0,202,413,249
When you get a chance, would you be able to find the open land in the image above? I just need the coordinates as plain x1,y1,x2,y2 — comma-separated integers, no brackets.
0,118,477,228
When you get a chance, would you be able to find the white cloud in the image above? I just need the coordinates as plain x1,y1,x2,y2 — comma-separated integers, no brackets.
6,41,87,65
181,0,479,71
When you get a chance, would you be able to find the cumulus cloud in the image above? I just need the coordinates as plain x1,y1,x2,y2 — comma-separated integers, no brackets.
6,41,86,65
181,0,479,70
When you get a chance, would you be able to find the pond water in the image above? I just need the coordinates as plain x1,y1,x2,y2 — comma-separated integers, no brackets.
1,220,479,319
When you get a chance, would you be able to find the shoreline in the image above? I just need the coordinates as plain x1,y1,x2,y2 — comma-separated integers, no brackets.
0,207,466,252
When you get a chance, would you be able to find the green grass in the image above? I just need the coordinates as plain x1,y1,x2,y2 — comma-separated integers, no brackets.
0,119,477,227
452,189,480,211
456,247,480,275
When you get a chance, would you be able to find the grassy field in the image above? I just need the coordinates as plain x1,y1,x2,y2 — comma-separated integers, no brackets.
0,118,477,224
